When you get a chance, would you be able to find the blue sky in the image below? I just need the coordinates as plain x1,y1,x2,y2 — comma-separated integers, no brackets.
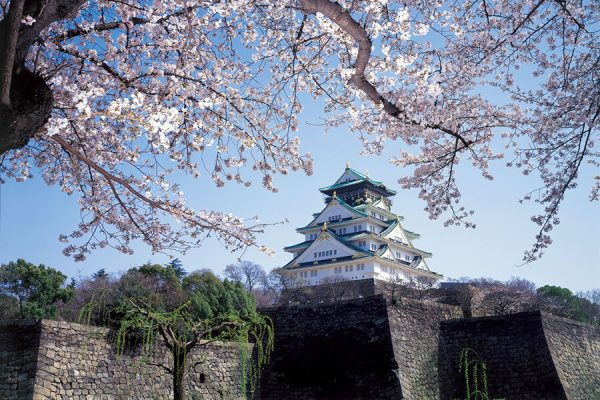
1,111,598,292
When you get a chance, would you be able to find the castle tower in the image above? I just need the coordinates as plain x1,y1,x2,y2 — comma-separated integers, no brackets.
282,165,440,285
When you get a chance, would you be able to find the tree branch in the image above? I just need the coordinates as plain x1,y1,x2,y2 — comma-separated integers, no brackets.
50,134,260,246
299,0,472,149
186,320,241,350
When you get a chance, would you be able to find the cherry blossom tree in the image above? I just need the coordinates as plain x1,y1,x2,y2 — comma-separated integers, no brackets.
0,0,597,262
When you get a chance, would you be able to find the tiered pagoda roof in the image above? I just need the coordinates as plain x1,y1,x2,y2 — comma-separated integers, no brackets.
282,165,439,281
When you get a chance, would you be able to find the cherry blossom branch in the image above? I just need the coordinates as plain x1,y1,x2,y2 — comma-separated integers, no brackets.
50,135,265,251
299,0,473,149
50,5,201,42
52,135,166,209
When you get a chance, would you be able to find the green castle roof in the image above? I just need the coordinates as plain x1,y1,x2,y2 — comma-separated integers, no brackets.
319,167,396,196
283,229,375,269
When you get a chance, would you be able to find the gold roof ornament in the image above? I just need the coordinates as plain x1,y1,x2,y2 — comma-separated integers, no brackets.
322,221,328,231
365,170,369,177
332,191,337,199
346,161,350,169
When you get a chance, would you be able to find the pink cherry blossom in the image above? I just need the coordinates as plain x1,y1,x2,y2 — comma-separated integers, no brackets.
0,0,597,263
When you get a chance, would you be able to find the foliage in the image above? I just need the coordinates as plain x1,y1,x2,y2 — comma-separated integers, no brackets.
0,259,74,319
92,268,108,279
77,266,273,400
578,289,600,306
457,348,492,400
167,258,187,280
0,293,19,319
0,0,597,263
62,273,116,324
537,285,600,325
183,271,257,321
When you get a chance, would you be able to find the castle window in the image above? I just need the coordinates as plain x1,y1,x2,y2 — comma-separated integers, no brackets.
334,249,337,255
405,255,410,262
314,252,317,258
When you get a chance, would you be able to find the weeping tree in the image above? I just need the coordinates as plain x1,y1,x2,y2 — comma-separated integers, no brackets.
79,266,273,400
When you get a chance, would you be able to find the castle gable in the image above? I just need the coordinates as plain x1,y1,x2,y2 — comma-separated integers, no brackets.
283,230,370,268
381,220,412,245
333,167,366,185
308,198,364,227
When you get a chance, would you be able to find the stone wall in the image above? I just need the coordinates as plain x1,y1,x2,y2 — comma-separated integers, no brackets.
438,311,567,400
1,320,251,400
386,297,459,400
259,294,460,400
0,320,41,400
541,313,600,400
259,295,402,399
3,300,599,400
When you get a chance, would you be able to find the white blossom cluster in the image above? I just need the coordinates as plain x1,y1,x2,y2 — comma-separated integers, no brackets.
1,0,596,262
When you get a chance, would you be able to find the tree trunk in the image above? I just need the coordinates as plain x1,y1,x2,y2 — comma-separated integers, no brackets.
0,68,53,154
172,345,187,400
0,0,86,155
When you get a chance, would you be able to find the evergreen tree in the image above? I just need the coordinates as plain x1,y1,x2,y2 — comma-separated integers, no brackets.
0,259,74,319
166,258,187,279
92,268,108,280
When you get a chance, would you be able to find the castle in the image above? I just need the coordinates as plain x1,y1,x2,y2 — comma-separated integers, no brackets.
1,168,599,399
282,164,440,285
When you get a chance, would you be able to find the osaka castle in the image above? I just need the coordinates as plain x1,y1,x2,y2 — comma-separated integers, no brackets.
282,164,440,285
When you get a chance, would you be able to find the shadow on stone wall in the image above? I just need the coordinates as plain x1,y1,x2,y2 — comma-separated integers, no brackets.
259,296,403,400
